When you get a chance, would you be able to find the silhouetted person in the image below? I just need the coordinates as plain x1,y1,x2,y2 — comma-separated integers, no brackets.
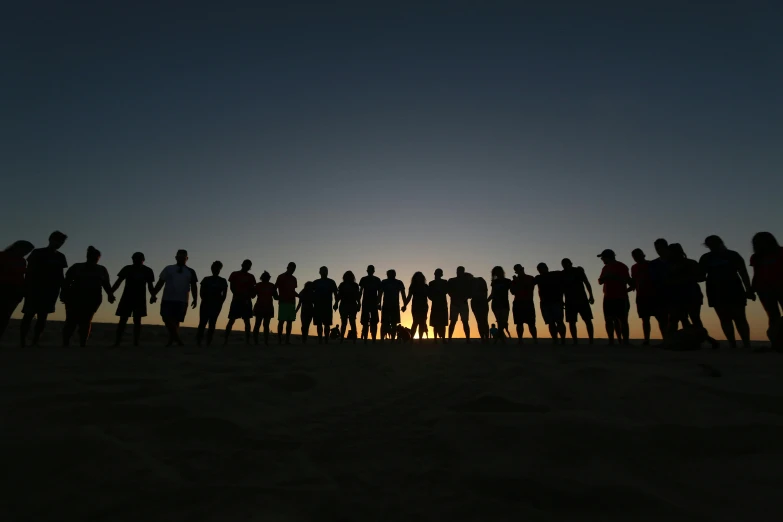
666,243,719,349
335,271,360,343
330,324,341,341
699,235,755,350
0,240,35,341
648,238,672,339
403,271,429,342
380,269,407,342
489,324,498,339
535,263,566,344
358,265,382,342
629,248,665,345
470,275,490,342
428,268,449,343
197,261,227,346
296,281,315,343
275,262,298,345
597,249,631,345
488,266,512,344
561,259,595,345
510,264,537,344
152,249,198,347
112,252,155,347
312,267,338,344
253,271,277,346
447,266,472,341
20,231,68,347
225,260,255,345
61,246,115,347
750,232,783,345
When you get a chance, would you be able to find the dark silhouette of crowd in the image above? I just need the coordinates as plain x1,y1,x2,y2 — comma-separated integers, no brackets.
2,231,782,351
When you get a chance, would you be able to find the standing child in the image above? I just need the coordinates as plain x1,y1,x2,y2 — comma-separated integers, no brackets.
489,323,499,341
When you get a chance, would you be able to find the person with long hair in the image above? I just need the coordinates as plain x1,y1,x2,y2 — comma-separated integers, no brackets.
699,235,755,350
196,261,227,346
666,243,719,349
112,252,156,347
335,270,360,343
61,246,115,347
470,274,490,342
0,240,35,341
488,266,512,344
750,232,783,344
295,281,315,344
403,271,429,342
20,231,68,347
252,271,277,346
428,268,449,343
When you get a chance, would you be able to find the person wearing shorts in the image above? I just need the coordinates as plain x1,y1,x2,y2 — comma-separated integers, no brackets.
358,265,382,342
197,261,227,346
20,231,68,347
153,249,198,346
225,260,256,345
598,249,631,345
296,281,314,343
380,269,406,342
488,266,512,343
535,263,566,344
511,264,537,344
312,266,338,344
560,259,595,345
750,232,783,346
275,262,298,345
447,266,472,341
112,252,156,346
253,271,277,345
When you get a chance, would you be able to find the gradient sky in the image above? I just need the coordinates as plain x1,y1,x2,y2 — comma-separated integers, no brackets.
2,2,782,339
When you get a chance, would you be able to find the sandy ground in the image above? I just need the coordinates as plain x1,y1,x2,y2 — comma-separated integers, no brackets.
2,321,783,522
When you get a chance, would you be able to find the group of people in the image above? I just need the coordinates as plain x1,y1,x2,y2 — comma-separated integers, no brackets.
1,230,782,350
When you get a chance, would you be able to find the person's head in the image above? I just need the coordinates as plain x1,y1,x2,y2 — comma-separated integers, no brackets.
631,248,645,263
536,262,549,274
491,323,496,329
261,271,271,282
597,249,616,265
411,271,426,287
387,269,396,280
367,264,375,276
131,252,145,265
319,266,328,278
175,249,188,266
668,243,686,260
303,281,313,291
211,260,223,276
48,231,67,250
287,261,296,274
752,232,780,257
561,258,573,270
456,266,465,277
343,270,355,283
654,238,669,259
241,259,252,272
86,246,101,264
704,235,725,252
434,268,443,279
491,266,505,280
513,263,524,276
4,240,34,258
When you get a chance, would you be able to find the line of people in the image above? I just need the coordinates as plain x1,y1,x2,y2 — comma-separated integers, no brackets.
1,231,782,349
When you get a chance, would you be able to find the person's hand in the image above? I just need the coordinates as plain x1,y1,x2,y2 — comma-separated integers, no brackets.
191,300,198,310
150,295,157,304
401,306,407,313
589,296,595,305
333,303,339,311
108,294,116,304
747,291,757,301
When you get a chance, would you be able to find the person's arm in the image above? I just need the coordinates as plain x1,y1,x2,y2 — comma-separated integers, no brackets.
190,270,199,309
295,299,302,313
581,269,595,303
60,267,74,303
487,284,494,303
102,268,116,303
333,285,341,311
333,282,340,310
737,254,756,299
146,270,156,296
111,269,126,294
152,269,166,301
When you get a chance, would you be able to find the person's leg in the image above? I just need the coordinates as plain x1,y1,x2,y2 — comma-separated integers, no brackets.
317,323,324,343
264,317,271,345
302,319,310,344
584,315,594,344
620,317,630,344
0,302,11,341
285,320,293,344
557,320,566,343
462,308,471,341
734,307,751,350
224,318,236,344
371,321,378,341
206,315,218,346
78,316,92,347
20,312,35,347
348,317,357,343
341,318,348,341
243,318,251,344
115,316,129,346
527,321,538,343
715,307,737,349
759,292,782,335
548,322,558,342
448,316,456,340
516,325,524,344
32,313,48,346
131,316,142,346
568,321,578,344
605,316,616,344
62,316,76,347
641,317,651,345
253,317,262,344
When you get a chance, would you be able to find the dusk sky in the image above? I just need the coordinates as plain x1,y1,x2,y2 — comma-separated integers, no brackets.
3,2,782,338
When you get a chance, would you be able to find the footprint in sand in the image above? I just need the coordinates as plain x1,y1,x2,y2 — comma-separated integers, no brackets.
455,395,550,413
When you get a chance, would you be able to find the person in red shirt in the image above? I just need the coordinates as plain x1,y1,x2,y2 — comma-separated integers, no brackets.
629,248,665,345
750,232,783,344
0,240,35,341
225,259,256,345
511,264,537,344
598,249,632,345
275,262,298,345
252,271,277,346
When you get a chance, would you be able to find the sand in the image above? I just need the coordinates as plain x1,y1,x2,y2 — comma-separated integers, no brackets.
2,320,783,522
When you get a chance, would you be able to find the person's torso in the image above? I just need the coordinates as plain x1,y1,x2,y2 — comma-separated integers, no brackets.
537,272,564,303
299,288,315,308
751,247,783,291
359,276,381,301
162,265,195,301
448,276,470,302
27,248,66,287
561,268,588,302
68,263,107,300
631,261,655,297
428,279,448,303
339,282,360,302
701,251,742,289
381,279,402,305
255,281,275,306
601,262,629,299
121,265,153,297
491,277,511,304
200,276,227,302
0,252,26,286
276,273,297,302
313,278,336,302
471,278,488,301
513,274,535,301
229,271,255,298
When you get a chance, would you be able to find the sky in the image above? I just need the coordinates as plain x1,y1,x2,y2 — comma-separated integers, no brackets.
2,1,782,340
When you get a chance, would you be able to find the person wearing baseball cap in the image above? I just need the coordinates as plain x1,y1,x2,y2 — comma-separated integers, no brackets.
598,249,632,345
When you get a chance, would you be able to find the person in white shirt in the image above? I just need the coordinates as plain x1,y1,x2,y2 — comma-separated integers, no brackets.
151,249,198,346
